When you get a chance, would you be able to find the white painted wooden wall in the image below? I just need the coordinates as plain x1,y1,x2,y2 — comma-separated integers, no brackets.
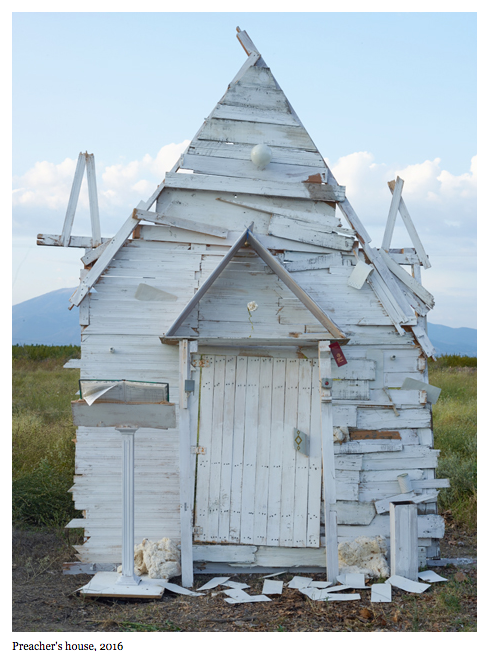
68,48,443,566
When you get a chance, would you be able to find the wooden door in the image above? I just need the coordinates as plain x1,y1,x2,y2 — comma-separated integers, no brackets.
192,354,322,548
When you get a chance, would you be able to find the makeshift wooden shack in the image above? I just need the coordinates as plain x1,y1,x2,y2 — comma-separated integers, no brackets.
38,28,447,586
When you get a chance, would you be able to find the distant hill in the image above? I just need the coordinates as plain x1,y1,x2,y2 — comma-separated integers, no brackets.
427,322,477,357
12,288,477,356
12,288,80,345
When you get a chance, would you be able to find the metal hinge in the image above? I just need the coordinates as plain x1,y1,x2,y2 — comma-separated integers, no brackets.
191,358,210,367
191,446,206,455
193,526,203,535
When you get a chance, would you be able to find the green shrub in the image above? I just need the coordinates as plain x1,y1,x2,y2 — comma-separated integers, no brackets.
428,354,477,370
12,344,80,362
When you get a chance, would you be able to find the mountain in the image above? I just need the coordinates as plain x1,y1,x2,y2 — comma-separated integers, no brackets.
12,288,80,345
427,322,477,357
12,288,477,356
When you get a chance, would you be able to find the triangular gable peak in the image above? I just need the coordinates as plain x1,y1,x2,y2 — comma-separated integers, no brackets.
63,27,435,357
161,226,348,343
175,27,330,185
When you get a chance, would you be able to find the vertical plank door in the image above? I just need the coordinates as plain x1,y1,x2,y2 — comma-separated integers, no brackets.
193,354,321,548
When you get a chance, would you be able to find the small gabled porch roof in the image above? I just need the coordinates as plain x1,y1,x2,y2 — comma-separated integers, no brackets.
161,225,348,344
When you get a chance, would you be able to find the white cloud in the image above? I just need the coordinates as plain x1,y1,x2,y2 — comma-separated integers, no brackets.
327,152,477,252
12,141,191,231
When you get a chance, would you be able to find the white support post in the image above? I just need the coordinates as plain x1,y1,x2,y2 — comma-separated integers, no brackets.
389,502,418,580
61,153,86,247
179,340,194,587
115,427,140,586
85,153,102,246
318,341,339,583
382,176,404,251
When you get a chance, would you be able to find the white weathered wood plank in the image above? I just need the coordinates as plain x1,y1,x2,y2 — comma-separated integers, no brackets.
240,356,261,544
390,503,418,580
217,84,290,112
280,358,299,546
307,360,322,547
381,176,404,251
228,49,261,87
254,358,273,546
268,214,354,251
336,500,376,526
218,354,237,542
194,355,215,541
236,27,260,55
211,103,300,126
336,513,444,539
62,153,86,247
188,140,325,168
318,343,339,583
356,407,431,430
266,358,286,546
135,208,228,239
70,211,141,307
139,224,339,254
229,356,248,543
183,152,327,183
206,355,226,542
410,324,437,359
379,248,434,308
38,234,109,249
336,441,404,455
178,340,194,586
216,197,345,234
388,180,431,269
197,117,318,151
161,172,343,202
375,490,438,514
293,359,312,547
71,401,175,429
86,153,102,246
285,254,343,273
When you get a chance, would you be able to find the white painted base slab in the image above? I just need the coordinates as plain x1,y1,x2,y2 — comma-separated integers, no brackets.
78,572,165,598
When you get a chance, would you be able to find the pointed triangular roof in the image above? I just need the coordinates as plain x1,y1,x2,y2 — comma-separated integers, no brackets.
176,31,331,185
163,225,347,342
66,27,435,357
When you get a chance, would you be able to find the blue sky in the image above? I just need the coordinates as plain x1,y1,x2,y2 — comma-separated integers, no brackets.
12,11,477,328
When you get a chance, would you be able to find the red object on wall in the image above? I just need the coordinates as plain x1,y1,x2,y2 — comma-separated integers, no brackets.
329,342,347,367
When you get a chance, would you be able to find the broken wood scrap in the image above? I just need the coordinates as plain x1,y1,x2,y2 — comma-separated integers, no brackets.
135,208,228,239
374,490,439,514
349,430,401,441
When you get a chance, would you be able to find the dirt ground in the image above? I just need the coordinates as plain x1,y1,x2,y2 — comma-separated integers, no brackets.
12,521,476,634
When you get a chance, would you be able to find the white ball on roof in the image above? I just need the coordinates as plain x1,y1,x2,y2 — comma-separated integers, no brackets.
251,144,272,169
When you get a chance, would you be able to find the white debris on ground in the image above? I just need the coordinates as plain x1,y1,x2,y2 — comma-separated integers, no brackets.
145,568,448,604
338,535,390,579
118,538,181,580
